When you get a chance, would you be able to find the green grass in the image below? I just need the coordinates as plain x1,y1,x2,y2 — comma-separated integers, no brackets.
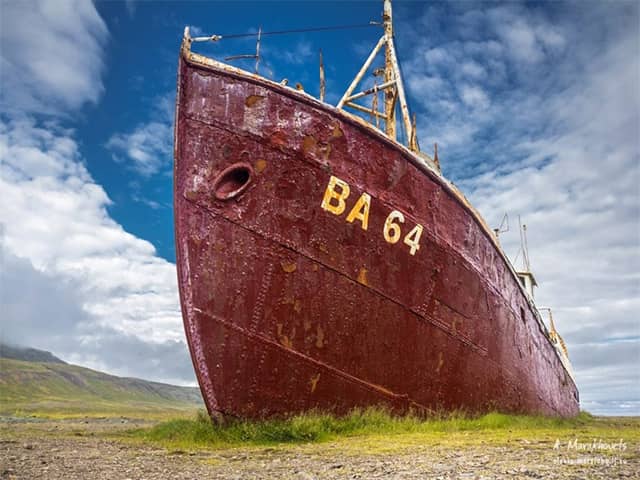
127,408,640,451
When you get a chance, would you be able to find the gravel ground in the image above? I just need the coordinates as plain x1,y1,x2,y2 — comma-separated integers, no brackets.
1,417,638,479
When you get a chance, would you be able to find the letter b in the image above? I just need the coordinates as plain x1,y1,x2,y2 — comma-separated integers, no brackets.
321,175,350,216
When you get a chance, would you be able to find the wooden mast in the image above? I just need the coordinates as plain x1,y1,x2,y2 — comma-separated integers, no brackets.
383,0,397,140
337,0,429,164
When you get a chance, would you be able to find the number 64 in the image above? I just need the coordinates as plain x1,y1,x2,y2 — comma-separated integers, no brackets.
383,210,423,256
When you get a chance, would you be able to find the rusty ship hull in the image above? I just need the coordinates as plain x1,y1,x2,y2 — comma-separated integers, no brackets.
174,48,579,419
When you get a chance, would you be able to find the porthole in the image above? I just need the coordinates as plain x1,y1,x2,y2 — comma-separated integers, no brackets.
212,162,253,201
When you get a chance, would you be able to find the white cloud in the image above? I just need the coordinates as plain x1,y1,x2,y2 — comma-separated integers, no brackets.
0,0,108,114
407,75,447,99
460,61,486,80
106,92,174,177
535,24,566,51
488,7,566,65
281,41,314,65
0,248,192,385
459,84,489,109
107,121,173,177
0,1,193,385
424,47,450,66
494,17,544,63
463,40,504,58
0,118,188,382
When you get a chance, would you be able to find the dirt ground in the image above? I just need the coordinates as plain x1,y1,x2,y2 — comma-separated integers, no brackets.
1,417,638,479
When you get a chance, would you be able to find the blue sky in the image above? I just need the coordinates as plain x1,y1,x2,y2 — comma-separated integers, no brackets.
1,0,638,416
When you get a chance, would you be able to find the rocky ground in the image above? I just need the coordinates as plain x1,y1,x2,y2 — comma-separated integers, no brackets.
1,417,638,479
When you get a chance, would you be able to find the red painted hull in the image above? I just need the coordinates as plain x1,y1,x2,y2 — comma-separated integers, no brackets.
174,50,579,419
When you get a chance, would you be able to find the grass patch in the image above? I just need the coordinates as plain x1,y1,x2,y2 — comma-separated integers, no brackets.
127,408,635,451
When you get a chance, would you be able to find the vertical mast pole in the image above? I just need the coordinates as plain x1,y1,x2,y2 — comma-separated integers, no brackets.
255,26,262,74
319,49,326,102
523,224,531,271
383,0,396,140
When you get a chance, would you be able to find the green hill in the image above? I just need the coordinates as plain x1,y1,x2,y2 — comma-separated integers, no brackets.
0,343,67,364
0,354,203,418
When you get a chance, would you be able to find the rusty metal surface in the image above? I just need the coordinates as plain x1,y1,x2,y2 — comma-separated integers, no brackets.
174,52,580,419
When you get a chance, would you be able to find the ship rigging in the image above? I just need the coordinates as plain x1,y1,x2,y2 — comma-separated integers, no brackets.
189,0,438,170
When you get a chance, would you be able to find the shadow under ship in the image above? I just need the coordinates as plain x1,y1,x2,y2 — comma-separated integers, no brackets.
174,0,579,419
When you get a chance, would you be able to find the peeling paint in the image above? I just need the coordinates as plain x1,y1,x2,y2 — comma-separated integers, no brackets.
302,135,317,154
255,158,267,174
280,260,297,273
245,94,264,107
315,325,325,349
357,267,368,286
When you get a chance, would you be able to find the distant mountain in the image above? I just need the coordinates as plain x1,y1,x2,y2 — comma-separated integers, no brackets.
0,343,67,364
0,344,203,416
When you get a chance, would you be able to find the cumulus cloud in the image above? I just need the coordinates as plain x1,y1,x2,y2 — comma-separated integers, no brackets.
399,2,639,414
0,116,190,383
0,0,108,114
458,84,489,110
459,61,486,80
107,121,173,177
106,93,174,177
0,1,193,385
0,247,191,385
492,16,545,64
1,246,87,347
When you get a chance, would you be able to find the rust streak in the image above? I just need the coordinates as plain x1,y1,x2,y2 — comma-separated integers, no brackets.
315,325,325,348
357,267,368,286
435,352,444,374
309,373,321,393
280,335,292,349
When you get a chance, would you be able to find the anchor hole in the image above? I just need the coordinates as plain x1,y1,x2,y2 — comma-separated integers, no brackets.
213,163,253,200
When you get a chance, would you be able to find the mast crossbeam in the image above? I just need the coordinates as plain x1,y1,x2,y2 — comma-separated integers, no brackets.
336,0,439,171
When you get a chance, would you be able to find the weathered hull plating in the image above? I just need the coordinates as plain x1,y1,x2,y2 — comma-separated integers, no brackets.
174,51,579,419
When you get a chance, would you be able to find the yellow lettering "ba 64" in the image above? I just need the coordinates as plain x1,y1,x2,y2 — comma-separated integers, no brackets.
320,175,423,256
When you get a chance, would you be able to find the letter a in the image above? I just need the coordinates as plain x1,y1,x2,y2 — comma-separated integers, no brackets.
321,175,350,216
346,192,371,230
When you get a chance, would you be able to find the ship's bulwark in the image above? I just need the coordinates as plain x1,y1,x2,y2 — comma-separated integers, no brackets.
174,53,579,419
